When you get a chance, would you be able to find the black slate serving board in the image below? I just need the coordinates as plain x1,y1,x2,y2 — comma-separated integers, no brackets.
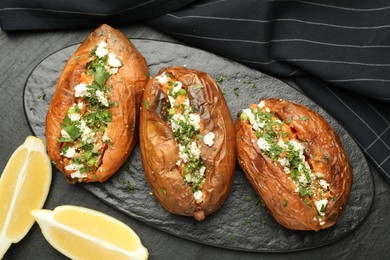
23,39,374,252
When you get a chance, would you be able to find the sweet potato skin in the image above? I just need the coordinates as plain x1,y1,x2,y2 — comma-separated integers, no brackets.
236,98,352,231
46,24,148,182
139,66,236,220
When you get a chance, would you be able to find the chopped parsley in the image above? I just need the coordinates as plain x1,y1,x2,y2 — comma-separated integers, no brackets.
215,75,225,83
193,84,204,90
233,87,239,96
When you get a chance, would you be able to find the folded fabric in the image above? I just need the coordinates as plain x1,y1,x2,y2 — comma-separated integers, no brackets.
0,0,389,182
0,0,195,30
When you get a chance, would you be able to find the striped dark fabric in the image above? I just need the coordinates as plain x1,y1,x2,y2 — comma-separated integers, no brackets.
0,0,389,181
147,0,390,182
0,0,196,30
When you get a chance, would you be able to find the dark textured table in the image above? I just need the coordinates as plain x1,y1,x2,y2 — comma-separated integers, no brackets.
0,24,389,259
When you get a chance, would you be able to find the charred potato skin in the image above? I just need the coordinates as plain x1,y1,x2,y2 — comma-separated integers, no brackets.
236,98,352,231
139,66,236,220
46,24,148,182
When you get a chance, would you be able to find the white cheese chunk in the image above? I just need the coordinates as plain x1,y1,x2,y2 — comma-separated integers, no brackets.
74,83,89,98
204,132,215,146
96,90,109,107
108,53,121,67
64,163,84,171
61,147,76,158
156,72,169,85
60,129,71,139
95,41,108,58
315,199,328,216
68,113,80,122
257,137,271,151
188,113,200,130
102,132,111,143
70,171,87,179
319,179,330,190
193,190,203,203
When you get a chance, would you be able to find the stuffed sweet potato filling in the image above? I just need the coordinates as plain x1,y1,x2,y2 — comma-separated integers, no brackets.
140,66,235,221
239,100,337,226
154,72,216,204
56,41,122,180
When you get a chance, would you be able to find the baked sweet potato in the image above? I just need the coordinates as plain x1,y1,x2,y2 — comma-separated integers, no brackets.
46,24,148,183
235,98,352,231
139,66,236,221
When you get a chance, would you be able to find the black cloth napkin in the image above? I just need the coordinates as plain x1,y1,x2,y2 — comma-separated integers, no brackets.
1,0,389,182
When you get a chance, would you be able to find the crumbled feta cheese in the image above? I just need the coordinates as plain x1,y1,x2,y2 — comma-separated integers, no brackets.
74,83,89,97
243,108,265,131
65,163,84,171
92,143,102,153
61,147,76,158
259,100,265,108
278,157,289,167
199,166,206,177
193,190,203,203
71,170,87,179
178,144,189,163
102,132,110,143
171,114,185,132
61,129,71,139
289,139,305,152
96,90,109,107
278,138,288,149
79,121,95,143
77,102,84,109
185,174,192,182
204,132,215,146
108,53,121,67
68,113,80,122
182,98,190,107
156,72,169,85
95,41,108,58
298,173,309,184
319,179,330,190
168,95,176,107
109,68,118,75
189,141,201,160
315,199,328,216
257,138,271,151
189,113,200,130
172,81,183,94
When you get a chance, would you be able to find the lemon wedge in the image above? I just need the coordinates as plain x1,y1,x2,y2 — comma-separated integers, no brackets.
0,136,52,258
31,205,149,260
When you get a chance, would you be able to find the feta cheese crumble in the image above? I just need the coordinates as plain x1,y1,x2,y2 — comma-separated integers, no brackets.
315,199,328,216
74,83,89,97
193,190,203,203
95,41,108,58
108,53,121,67
61,147,76,158
96,90,109,107
204,132,215,146
156,72,169,85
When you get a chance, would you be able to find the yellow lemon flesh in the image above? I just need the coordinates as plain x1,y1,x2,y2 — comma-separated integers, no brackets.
31,205,149,260
0,136,52,258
